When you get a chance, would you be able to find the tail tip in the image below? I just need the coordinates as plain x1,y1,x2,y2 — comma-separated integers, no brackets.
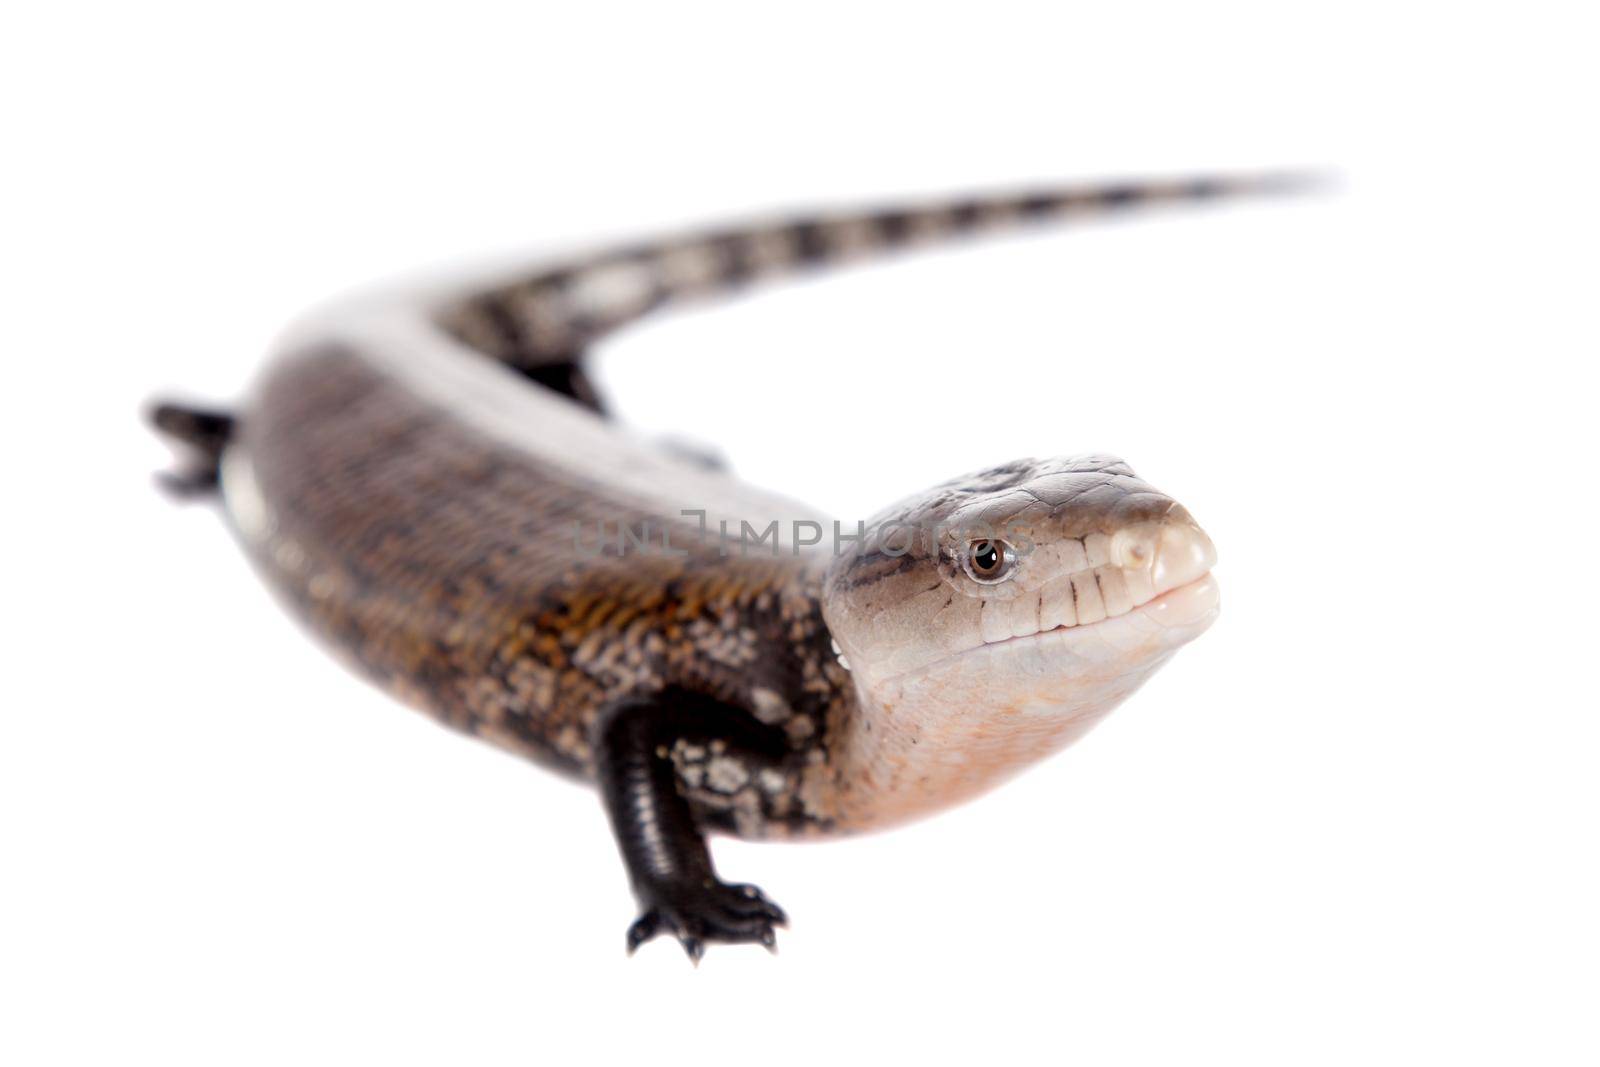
1227,168,1341,199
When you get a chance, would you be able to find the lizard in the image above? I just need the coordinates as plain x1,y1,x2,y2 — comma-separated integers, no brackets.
152,174,1299,959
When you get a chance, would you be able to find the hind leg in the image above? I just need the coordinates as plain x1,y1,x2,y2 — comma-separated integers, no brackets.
518,358,606,415
148,402,235,498
519,358,728,470
652,435,729,472
515,354,732,471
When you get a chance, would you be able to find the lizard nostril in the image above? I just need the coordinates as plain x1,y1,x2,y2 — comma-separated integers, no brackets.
1110,525,1160,571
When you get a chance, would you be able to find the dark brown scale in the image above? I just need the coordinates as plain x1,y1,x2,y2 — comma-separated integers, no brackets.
238,344,851,837
152,173,1305,956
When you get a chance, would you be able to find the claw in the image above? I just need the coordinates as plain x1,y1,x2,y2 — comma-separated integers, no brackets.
626,910,660,955
626,879,788,960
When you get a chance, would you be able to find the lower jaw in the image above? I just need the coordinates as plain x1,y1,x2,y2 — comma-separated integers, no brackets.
842,573,1220,830
1127,571,1221,634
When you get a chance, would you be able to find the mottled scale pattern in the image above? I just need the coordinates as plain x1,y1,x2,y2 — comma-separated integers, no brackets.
235,344,855,836
223,174,1290,843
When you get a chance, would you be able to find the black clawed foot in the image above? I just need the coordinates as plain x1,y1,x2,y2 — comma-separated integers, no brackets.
624,879,787,961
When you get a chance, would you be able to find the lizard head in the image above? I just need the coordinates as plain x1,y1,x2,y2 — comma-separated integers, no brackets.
818,454,1219,827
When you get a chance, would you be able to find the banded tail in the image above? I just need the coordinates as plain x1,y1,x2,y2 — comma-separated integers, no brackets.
147,172,1319,492
442,171,1320,373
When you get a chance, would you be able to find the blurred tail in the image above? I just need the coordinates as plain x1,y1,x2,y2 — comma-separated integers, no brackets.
147,401,235,498
443,171,1324,372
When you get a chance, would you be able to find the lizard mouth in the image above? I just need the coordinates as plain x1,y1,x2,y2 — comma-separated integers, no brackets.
878,572,1221,689
977,571,1220,655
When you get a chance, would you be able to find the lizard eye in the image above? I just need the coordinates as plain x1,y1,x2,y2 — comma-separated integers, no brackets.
964,539,1016,584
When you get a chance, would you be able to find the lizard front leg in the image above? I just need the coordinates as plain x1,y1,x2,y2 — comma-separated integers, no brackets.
594,691,789,961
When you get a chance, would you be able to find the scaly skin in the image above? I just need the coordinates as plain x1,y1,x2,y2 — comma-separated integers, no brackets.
156,175,1291,957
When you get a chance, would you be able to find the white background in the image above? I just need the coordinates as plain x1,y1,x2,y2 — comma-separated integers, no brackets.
3,3,1596,1064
